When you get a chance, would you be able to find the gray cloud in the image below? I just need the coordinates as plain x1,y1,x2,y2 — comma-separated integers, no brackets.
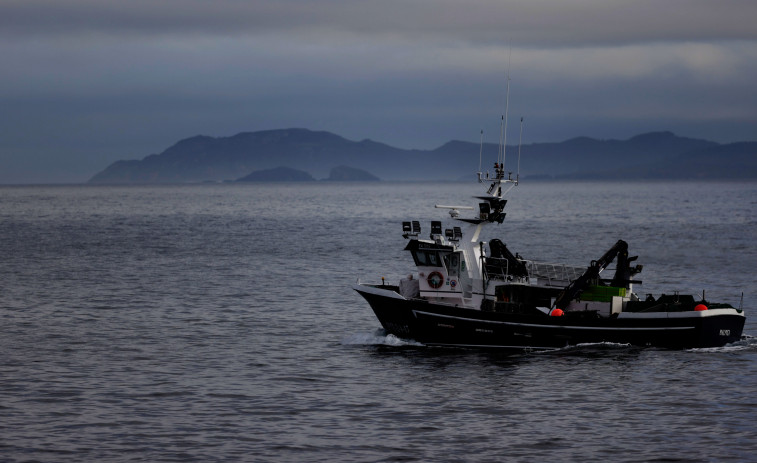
3,0,757,45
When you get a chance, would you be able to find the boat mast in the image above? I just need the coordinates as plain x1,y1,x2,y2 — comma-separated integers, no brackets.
517,117,523,185
501,48,512,173
498,115,504,172
477,130,484,182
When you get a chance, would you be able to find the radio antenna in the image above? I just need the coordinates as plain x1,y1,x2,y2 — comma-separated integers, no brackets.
477,130,484,182
517,117,523,184
502,47,512,170
498,115,504,166
478,130,484,172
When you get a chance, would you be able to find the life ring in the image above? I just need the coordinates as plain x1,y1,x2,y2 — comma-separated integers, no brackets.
427,271,444,289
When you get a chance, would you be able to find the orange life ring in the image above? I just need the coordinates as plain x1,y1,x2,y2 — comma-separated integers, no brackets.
427,271,444,289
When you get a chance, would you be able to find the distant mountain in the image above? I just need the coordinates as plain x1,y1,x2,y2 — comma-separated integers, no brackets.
88,128,757,183
561,140,757,180
236,166,315,182
622,141,757,179
89,129,405,183
324,165,380,181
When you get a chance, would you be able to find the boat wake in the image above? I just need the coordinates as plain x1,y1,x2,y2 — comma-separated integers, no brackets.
343,333,637,353
687,334,757,353
341,329,424,347
536,341,636,355
564,341,633,350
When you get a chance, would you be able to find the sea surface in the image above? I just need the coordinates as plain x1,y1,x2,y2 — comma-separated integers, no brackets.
1,181,756,462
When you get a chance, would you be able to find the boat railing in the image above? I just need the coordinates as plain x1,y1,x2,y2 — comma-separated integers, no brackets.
484,257,510,281
525,261,585,287
484,256,585,287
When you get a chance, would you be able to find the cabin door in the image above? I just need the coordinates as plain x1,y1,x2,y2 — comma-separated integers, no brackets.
452,252,472,298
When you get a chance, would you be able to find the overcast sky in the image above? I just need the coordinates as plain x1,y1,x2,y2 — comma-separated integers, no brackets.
1,0,756,183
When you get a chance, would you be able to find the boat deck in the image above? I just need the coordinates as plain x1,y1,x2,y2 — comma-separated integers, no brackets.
486,258,585,287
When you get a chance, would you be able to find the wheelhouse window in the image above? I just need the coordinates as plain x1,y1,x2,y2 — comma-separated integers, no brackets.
412,250,462,272
412,250,441,267
443,252,460,278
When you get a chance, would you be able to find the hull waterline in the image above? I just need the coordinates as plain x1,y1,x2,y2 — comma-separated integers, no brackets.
355,285,746,350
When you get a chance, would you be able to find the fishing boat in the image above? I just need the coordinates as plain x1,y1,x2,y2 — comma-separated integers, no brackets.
353,163,746,351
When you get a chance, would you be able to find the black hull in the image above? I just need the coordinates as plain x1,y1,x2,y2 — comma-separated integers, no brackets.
355,286,746,350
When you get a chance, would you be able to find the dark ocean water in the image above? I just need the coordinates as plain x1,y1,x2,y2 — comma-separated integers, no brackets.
1,181,756,462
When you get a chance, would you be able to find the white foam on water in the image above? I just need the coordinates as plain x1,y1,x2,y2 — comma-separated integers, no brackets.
533,341,634,354
341,329,423,347
687,337,757,353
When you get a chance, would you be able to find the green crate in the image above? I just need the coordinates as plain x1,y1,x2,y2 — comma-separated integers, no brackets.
581,286,626,302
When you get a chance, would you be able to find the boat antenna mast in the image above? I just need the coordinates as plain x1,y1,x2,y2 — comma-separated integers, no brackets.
494,50,518,197
501,55,511,172
516,116,523,185
477,129,484,182
482,48,520,198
